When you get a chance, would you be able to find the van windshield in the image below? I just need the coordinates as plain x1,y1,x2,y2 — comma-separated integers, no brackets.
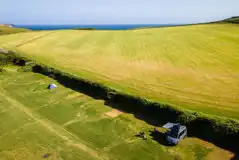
168,130,178,138
168,124,180,138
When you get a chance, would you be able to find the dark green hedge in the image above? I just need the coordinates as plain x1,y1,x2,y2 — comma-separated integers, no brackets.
0,51,28,66
1,52,239,153
0,53,14,66
73,28,96,30
31,63,239,152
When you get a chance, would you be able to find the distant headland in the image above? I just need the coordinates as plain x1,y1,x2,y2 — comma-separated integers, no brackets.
0,24,14,28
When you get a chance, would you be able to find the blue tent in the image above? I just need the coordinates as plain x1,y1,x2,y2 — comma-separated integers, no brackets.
48,84,57,90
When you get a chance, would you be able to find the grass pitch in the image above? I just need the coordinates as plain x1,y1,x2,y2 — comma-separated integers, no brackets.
0,23,238,120
0,67,234,160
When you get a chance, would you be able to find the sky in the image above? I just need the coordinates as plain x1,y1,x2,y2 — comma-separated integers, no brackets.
0,0,238,24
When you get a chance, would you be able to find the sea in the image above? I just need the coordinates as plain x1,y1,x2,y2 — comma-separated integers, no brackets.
15,24,179,30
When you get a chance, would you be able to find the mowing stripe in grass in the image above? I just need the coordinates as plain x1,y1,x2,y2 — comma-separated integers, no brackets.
0,90,108,160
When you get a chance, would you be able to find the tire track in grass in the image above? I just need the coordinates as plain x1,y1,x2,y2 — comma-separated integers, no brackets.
16,31,56,48
0,91,108,160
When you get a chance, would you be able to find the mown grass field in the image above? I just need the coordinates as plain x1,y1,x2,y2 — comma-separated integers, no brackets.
0,66,234,160
0,23,238,120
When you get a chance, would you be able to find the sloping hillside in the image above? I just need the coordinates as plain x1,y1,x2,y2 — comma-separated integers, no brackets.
222,16,239,23
0,23,238,120
0,26,30,36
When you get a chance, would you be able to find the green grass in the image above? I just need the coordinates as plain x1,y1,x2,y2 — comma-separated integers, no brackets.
0,68,225,160
194,145,212,160
222,16,239,23
0,26,29,36
0,23,238,120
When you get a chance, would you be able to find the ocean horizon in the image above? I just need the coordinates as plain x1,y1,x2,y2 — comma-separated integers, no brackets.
15,24,180,30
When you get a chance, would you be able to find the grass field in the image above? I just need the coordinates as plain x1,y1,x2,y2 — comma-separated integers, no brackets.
0,26,29,36
0,66,235,160
0,23,238,120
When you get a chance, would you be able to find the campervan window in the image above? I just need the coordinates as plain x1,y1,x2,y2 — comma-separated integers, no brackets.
179,130,185,138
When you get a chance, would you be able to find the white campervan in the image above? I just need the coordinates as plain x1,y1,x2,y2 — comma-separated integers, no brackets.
163,123,187,145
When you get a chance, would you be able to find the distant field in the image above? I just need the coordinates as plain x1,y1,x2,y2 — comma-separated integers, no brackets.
0,23,238,120
0,67,234,160
0,26,29,35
